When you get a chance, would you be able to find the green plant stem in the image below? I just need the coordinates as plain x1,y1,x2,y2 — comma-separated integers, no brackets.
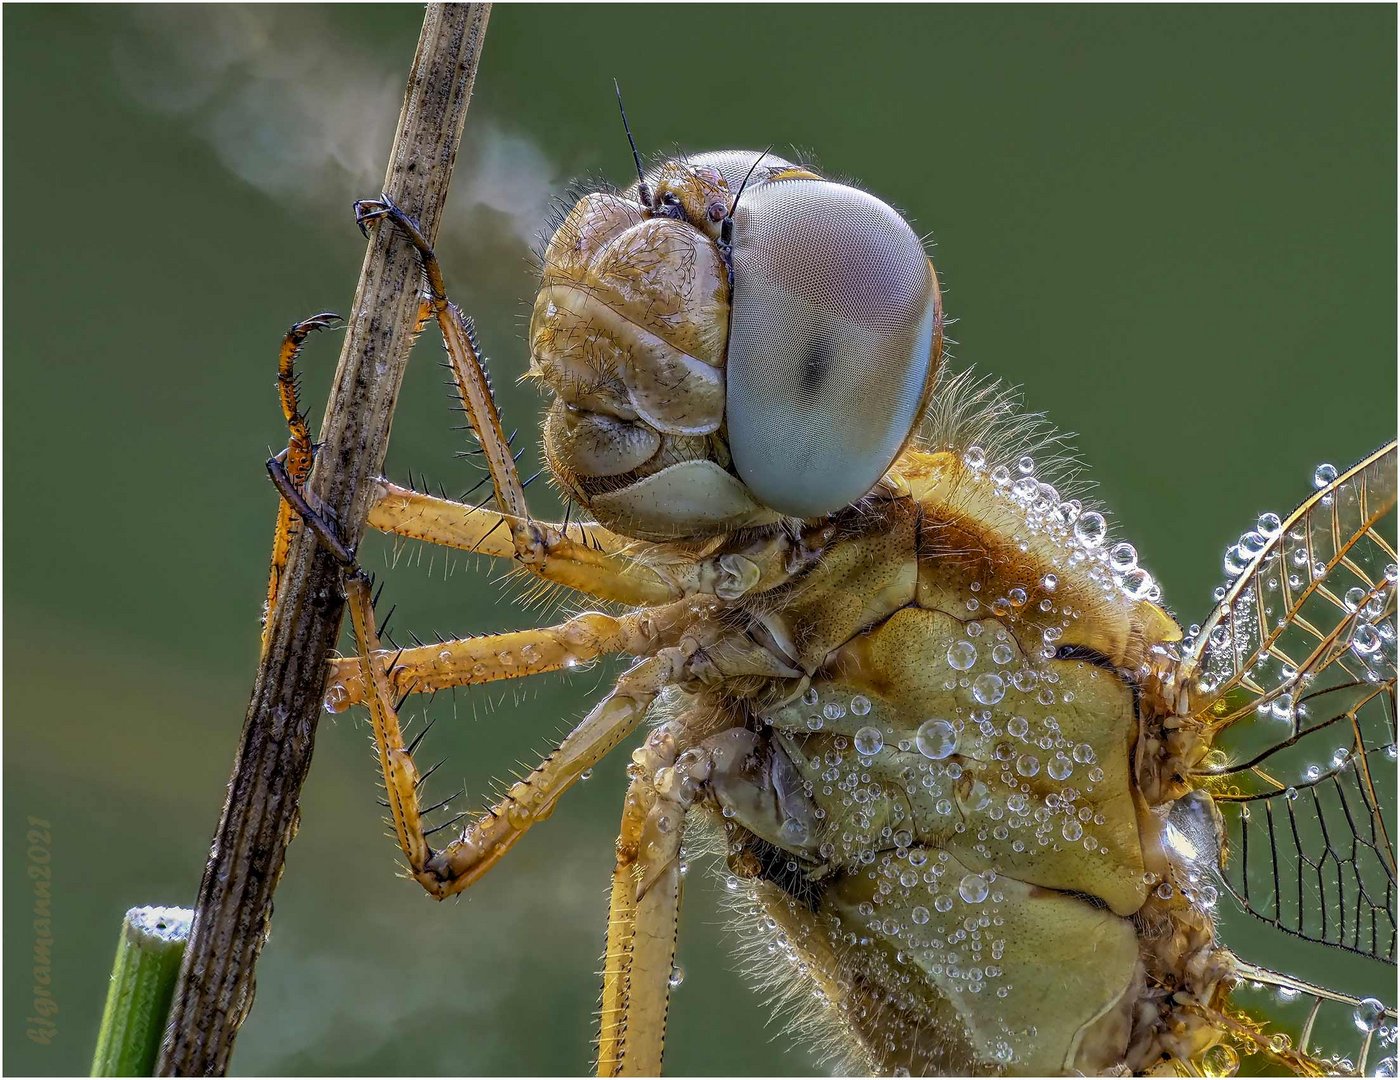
92,907,192,1076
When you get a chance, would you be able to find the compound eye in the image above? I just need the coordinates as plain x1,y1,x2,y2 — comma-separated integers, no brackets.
725,180,941,518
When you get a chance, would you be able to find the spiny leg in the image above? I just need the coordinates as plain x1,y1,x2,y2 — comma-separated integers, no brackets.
267,369,719,913
366,480,681,607
262,312,340,653
352,198,704,608
336,556,702,899
598,729,704,1077
599,776,648,1074
353,196,576,576
324,586,797,718
597,724,826,1077
417,646,686,898
323,596,709,712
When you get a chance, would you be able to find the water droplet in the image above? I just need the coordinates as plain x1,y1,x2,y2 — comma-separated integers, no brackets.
1011,667,1038,693
850,694,871,716
1042,572,1058,592
1257,512,1282,537
854,726,884,756
1314,463,1338,489
1109,542,1138,571
964,445,986,469
1201,1042,1239,1077
1074,512,1107,549
1120,568,1155,599
1239,530,1268,557
972,673,1006,705
963,779,991,812
958,873,989,904
911,905,930,925
1223,545,1251,578
916,719,957,760
1015,754,1039,778
1062,819,1083,842
1047,753,1073,781
669,963,686,988
1017,455,1035,475
1353,997,1385,1033
947,641,977,670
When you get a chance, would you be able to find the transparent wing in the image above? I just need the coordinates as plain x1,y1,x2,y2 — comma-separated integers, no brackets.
1182,441,1397,963
1225,960,1397,1076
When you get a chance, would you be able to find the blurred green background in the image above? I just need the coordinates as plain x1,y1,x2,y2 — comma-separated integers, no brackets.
4,5,1395,1075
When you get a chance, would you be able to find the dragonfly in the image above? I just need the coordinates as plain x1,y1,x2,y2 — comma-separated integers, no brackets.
263,138,1397,1076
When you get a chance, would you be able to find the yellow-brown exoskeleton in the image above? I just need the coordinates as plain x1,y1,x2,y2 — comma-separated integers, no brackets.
268,144,1397,1077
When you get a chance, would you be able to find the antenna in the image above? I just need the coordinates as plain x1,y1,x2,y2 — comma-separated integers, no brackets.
613,80,651,207
720,146,773,250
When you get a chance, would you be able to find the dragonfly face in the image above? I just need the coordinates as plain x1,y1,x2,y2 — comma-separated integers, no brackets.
528,151,943,539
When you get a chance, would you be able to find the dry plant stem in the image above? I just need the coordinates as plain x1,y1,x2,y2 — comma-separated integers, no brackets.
157,5,490,1074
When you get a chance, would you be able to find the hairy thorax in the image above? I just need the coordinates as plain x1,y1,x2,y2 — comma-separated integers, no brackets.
651,448,1232,1076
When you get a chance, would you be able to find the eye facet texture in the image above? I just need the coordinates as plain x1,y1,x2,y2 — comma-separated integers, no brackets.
726,180,940,518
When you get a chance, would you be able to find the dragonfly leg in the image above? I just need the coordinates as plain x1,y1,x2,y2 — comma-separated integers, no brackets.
596,724,808,1076
598,728,692,1078
353,196,601,582
275,449,719,904
262,312,341,652
346,566,690,899
364,480,681,607
322,595,707,713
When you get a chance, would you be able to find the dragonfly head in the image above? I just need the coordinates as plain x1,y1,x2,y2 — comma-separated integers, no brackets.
529,150,944,540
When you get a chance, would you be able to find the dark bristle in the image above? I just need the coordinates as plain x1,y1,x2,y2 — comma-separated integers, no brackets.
424,812,469,839
415,759,445,789
420,789,464,818
406,715,439,755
